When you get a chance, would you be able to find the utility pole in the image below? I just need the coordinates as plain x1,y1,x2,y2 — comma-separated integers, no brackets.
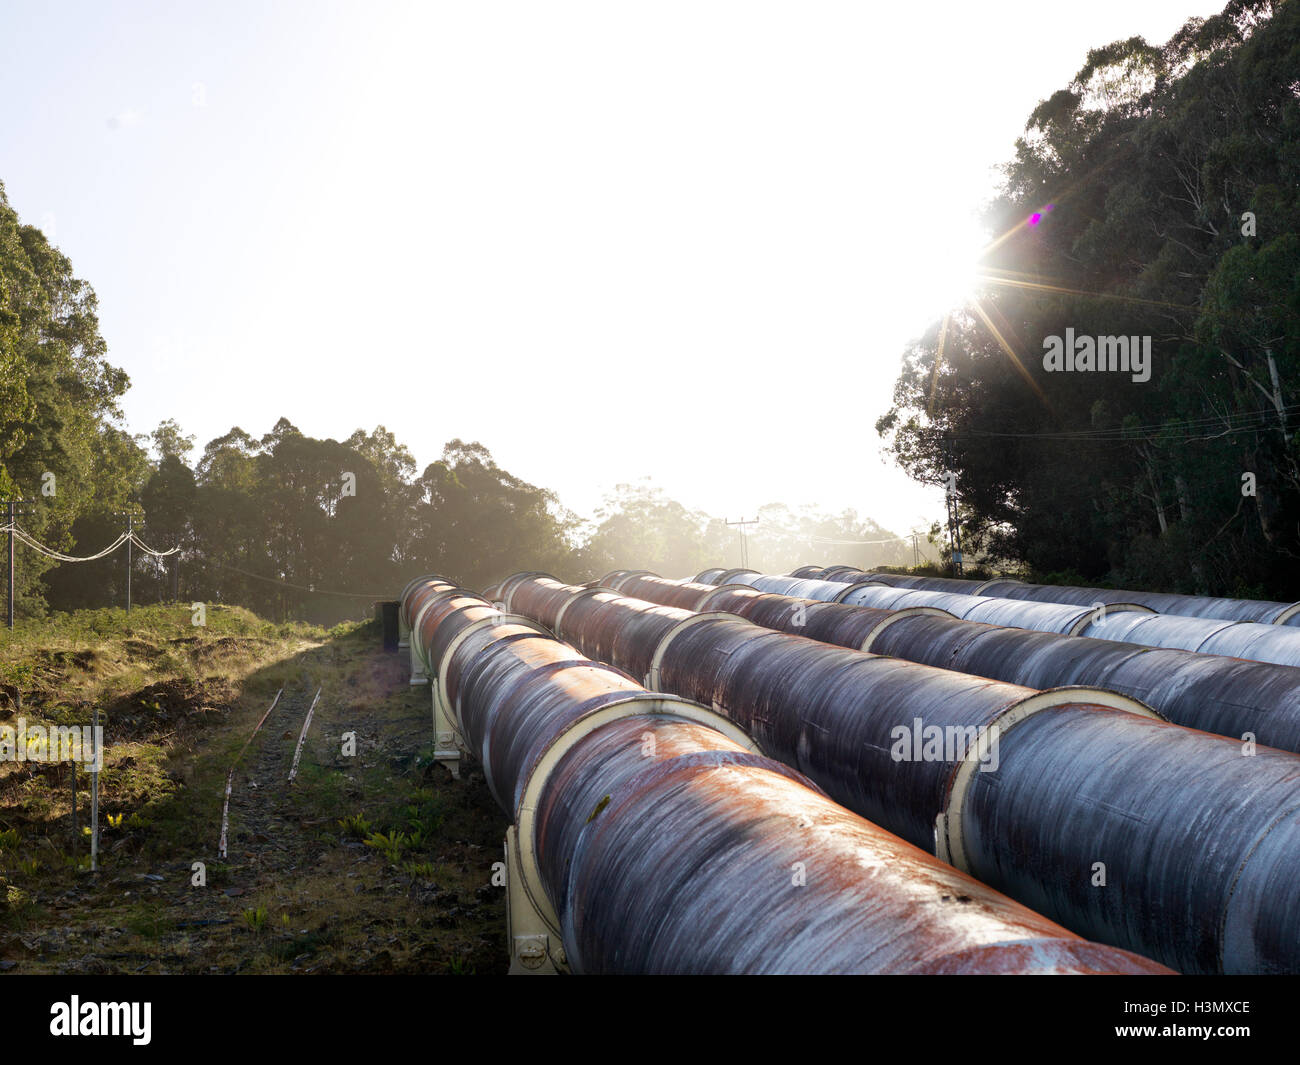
6,498,30,629
126,512,133,613
942,444,964,577
945,484,964,576
112,507,142,613
726,517,758,569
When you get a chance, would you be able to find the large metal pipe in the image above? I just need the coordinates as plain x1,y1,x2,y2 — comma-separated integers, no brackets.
399,575,462,634
721,569,1300,668
789,564,826,578
399,577,474,682
604,572,731,610
634,576,1300,755
710,569,1152,636
402,576,1166,974
537,713,1168,975
865,611,1300,754
501,573,1300,974
809,566,1300,627
608,575,961,656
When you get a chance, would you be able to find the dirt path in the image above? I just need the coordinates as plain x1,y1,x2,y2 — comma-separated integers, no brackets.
1,633,509,975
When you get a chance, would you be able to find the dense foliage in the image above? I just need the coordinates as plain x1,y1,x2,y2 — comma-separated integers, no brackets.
878,0,1300,597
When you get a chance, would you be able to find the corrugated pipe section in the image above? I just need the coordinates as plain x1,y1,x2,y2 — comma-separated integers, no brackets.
400,576,1167,975
501,573,1300,974
808,566,1300,627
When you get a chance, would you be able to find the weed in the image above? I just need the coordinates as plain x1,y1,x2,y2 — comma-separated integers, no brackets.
337,812,371,839
363,830,409,864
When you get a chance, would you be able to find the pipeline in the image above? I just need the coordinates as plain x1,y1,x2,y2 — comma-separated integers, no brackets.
400,577,1166,975
621,576,1300,755
502,573,1300,974
703,568,1155,635
806,566,1300,627
605,572,960,655
709,569,1300,669
397,575,470,683
602,572,729,611
398,573,461,636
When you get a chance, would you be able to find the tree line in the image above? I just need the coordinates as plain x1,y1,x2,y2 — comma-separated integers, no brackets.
878,0,1300,600
0,180,914,622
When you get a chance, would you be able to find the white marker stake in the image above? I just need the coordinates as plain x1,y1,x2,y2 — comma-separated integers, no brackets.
218,688,283,859
288,688,322,783
218,769,234,860
90,706,99,873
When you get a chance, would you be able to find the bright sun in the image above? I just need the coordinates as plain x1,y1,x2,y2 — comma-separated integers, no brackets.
897,219,990,332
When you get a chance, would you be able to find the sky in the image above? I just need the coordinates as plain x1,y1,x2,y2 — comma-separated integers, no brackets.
0,0,1229,541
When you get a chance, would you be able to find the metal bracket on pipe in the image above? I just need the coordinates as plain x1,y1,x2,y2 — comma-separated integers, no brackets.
552,586,617,638
505,826,564,975
509,692,763,961
644,612,739,693
430,679,463,779
937,687,1162,870
408,637,428,685
857,606,962,653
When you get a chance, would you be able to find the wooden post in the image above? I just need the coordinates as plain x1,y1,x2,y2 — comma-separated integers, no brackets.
90,706,99,873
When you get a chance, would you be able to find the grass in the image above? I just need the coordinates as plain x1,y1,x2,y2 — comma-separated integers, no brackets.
0,602,508,974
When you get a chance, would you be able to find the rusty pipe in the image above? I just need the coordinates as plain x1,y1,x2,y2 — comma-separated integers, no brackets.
600,572,726,611
816,567,1300,627
640,577,1300,756
538,713,1168,974
730,569,1300,668
499,573,1300,974
401,575,1167,974
713,570,1154,635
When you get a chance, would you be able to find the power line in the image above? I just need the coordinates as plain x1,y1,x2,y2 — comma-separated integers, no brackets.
11,527,132,562
206,560,387,599
129,532,180,557
6,521,378,603
944,404,1300,442
808,534,916,546
7,524,181,562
